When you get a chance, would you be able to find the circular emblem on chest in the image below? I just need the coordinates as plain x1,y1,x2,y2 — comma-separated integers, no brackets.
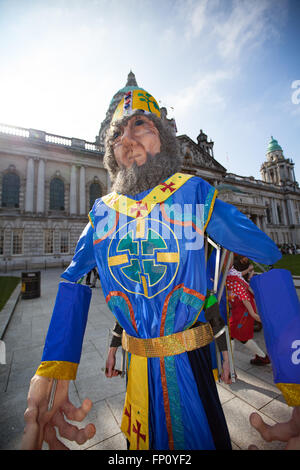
108,218,179,298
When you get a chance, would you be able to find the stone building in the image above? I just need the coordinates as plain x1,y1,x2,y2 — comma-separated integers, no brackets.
179,131,300,247
0,72,299,272
0,126,106,271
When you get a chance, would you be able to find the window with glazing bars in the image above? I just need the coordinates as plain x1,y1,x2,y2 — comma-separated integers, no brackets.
44,229,54,254
89,182,102,209
60,230,69,253
12,229,23,254
50,178,64,210
2,173,20,208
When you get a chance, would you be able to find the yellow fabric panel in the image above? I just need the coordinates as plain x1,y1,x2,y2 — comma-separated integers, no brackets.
156,252,179,263
121,354,149,450
276,383,300,406
102,173,193,218
212,368,219,382
36,361,78,380
108,254,129,266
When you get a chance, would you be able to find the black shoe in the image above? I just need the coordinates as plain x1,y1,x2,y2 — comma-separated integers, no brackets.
250,354,270,365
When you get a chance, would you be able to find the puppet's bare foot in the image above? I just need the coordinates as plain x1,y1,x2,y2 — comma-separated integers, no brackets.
249,412,273,442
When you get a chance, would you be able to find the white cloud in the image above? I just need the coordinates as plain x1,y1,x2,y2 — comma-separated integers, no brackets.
185,0,209,40
163,68,235,117
213,0,287,61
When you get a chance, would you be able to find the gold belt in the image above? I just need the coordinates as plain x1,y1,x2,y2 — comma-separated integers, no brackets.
121,323,213,358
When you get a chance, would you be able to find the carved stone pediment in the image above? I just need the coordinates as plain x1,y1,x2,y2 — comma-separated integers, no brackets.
177,134,226,173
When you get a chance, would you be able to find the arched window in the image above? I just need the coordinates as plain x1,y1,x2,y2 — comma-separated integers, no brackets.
89,182,102,209
1,172,20,208
50,177,65,211
0,229,4,255
277,204,282,224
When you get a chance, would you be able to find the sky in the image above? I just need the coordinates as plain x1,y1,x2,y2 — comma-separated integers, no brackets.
0,0,300,182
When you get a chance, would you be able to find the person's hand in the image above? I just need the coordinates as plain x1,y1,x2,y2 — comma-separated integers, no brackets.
220,352,232,384
105,347,121,377
249,407,300,450
21,375,96,450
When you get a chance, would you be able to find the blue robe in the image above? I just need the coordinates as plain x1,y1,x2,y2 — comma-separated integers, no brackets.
37,173,281,450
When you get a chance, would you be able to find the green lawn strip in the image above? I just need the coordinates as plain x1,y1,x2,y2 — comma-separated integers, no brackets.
0,276,21,311
252,254,300,276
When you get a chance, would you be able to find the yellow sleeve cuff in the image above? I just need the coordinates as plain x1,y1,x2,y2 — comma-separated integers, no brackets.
276,383,300,407
36,361,78,380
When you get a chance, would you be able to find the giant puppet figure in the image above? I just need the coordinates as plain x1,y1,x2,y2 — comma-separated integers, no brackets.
22,88,282,451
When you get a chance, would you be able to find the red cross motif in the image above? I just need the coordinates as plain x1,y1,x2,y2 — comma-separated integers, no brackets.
130,201,148,218
124,404,132,435
159,181,176,193
132,419,146,450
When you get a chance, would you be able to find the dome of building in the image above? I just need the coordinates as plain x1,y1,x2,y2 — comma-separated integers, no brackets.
109,71,144,106
97,71,144,145
267,136,282,154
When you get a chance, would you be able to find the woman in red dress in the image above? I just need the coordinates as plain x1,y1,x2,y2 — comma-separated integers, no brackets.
226,255,270,366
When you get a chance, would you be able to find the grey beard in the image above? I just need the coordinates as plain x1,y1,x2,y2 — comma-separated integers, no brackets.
112,151,179,196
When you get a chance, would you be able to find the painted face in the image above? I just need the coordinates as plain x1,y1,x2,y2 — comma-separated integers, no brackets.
112,115,161,169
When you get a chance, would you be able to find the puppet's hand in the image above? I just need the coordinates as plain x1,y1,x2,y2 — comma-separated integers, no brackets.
248,408,300,450
105,347,121,377
21,375,95,450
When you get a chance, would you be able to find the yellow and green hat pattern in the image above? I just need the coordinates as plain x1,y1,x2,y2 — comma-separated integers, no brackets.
112,88,161,123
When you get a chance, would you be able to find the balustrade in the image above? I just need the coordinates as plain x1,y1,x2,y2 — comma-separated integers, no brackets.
0,123,101,153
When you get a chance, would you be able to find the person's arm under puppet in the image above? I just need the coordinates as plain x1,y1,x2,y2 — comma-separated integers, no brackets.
105,322,123,378
206,198,282,265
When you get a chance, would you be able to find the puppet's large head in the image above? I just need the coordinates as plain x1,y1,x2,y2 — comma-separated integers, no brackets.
103,89,182,195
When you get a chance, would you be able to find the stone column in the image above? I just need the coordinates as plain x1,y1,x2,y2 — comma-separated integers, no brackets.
36,159,45,213
70,165,77,215
271,198,278,224
25,157,34,212
286,199,295,225
276,167,281,185
292,166,296,184
280,200,287,226
79,166,86,215
260,214,267,233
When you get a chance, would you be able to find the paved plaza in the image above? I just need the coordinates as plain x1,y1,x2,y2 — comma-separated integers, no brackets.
0,267,296,451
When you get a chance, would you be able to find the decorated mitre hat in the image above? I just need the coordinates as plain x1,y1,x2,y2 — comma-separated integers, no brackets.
111,88,161,123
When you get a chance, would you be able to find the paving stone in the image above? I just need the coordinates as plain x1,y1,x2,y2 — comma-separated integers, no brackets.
220,367,280,410
260,398,293,423
216,383,235,405
106,392,126,426
222,397,286,450
87,432,127,450
75,371,126,404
